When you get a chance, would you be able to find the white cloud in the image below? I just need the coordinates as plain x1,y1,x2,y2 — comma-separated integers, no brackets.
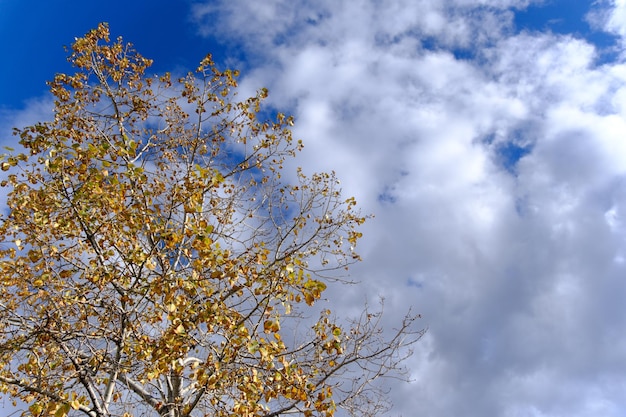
0,96,55,138
604,0,626,40
588,0,626,56
192,1,626,415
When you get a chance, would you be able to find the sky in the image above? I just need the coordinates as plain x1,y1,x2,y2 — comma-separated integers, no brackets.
2,1,626,416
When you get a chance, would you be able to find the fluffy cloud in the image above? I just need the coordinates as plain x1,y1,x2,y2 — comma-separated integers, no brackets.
600,0,626,40
191,1,626,416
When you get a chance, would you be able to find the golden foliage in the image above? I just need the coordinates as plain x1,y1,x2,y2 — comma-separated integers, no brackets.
0,23,422,417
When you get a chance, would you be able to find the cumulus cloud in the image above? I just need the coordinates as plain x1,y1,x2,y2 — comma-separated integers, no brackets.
190,0,626,416
588,0,626,55
607,0,626,40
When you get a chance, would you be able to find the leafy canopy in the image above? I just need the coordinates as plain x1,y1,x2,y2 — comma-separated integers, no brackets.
0,23,422,417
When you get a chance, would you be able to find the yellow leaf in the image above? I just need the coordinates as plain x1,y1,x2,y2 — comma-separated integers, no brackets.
29,403,43,414
145,258,156,270
59,270,73,278
55,403,71,417
304,293,315,306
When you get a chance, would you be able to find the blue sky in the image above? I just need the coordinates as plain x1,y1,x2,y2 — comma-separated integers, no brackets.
0,1,618,108
0,0,216,108
2,1,626,417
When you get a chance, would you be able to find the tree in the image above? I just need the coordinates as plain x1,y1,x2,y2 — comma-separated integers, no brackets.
0,23,423,417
